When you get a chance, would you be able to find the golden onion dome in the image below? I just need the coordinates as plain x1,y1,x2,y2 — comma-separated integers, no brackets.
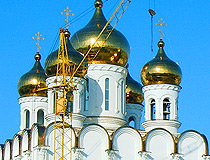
141,39,182,86
18,53,47,97
126,72,143,104
45,29,87,77
70,0,130,66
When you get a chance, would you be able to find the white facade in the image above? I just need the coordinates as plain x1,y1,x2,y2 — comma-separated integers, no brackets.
1,2,209,160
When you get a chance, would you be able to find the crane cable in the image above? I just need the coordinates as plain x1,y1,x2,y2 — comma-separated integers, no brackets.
148,0,156,52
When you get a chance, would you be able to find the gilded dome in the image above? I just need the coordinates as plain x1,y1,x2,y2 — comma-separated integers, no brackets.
141,39,182,86
126,72,143,104
70,0,130,66
18,53,47,97
45,29,87,77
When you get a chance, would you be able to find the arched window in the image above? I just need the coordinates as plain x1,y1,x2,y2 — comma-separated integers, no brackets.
150,99,156,120
128,116,136,128
163,98,170,120
105,78,109,110
37,109,44,125
25,110,30,128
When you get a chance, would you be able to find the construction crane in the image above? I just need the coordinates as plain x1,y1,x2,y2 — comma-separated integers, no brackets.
36,0,132,159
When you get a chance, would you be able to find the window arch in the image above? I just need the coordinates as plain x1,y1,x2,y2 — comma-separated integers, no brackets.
150,99,156,120
25,110,30,128
105,78,109,110
163,98,171,120
128,116,136,128
37,109,44,125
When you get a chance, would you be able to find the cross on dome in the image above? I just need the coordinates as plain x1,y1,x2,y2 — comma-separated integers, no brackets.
61,7,74,29
32,32,44,53
155,18,167,39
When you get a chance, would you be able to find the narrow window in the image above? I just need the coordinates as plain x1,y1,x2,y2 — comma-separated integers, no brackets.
121,81,124,113
84,89,89,111
37,109,44,125
163,98,170,120
25,110,30,128
128,117,136,128
105,78,109,110
150,99,156,120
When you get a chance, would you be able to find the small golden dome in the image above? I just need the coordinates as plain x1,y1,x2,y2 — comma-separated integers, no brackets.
45,29,87,77
18,53,47,97
70,0,130,66
141,39,182,86
126,72,143,104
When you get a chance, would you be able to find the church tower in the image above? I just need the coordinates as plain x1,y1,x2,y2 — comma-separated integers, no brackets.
17,32,48,130
70,0,130,130
141,38,182,134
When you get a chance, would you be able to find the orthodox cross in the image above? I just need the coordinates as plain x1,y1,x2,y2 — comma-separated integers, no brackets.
155,18,167,39
32,32,44,53
61,7,74,29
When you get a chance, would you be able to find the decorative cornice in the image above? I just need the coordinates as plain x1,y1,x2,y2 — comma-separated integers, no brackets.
88,64,127,76
18,96,48,104
46,76,85,87
142,84,181,93
142,120,181,129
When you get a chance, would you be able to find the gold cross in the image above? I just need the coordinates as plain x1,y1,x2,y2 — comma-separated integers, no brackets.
32,32,44,52
61,7,74,29
155,18,167,39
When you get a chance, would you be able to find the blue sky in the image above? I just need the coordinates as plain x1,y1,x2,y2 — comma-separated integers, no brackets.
0,0,209,145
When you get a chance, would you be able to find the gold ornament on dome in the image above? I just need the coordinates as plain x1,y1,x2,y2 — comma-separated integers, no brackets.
61,6,74,29
32,32,45,53
155,18,167,39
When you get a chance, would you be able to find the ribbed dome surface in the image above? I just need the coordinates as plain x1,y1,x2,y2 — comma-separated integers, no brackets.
141,39,182,86
18,53,47,97
70,0,130,66
126,72,143,104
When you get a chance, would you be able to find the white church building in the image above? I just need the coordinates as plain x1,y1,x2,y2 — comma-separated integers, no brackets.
0,0,209,160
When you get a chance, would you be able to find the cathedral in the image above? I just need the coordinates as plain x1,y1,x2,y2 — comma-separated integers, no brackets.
0,0,209,160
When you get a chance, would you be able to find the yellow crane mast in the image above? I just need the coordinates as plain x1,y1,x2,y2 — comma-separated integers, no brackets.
53,28,73,160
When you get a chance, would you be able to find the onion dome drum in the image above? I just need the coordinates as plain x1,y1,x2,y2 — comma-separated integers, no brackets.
141,39,182,86
18,53,47,97
70,0,130,66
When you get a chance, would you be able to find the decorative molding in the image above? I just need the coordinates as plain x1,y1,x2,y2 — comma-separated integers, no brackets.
88,64,127,76
202,155,210,160
106,149,120,160
171,153,183,160
143,120,181,128
46,76,85,87
142,84,181,93
138,151,153,160
34,146,49,160
19,97,48,104
14,155,22,160
23,150,31,160
72,148,86,160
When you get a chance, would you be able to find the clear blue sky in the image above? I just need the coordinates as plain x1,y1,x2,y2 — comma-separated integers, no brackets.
0,0,209,145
